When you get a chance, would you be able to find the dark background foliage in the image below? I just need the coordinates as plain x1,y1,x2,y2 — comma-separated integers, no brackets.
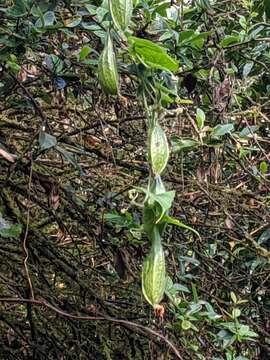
0,0,269,359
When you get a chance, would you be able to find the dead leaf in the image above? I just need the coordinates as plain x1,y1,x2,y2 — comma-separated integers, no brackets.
0,148,15,163
153,304,165,319
17,67,27,82
225,216,234,229
49,184,60,210
27,64,38,78
197,167,207,183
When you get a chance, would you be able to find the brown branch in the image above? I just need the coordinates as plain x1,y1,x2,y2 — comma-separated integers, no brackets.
9,73,47,125
0,297,183,360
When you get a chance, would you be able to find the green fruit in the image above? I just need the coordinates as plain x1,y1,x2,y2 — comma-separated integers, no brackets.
109,0,133,32
98,32,119,95
149,122,169,176
142,228,166,307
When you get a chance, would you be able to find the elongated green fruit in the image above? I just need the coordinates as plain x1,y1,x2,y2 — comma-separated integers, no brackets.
149,122,169,176
142,228,166,306
109,0,133,32
98,32,119,95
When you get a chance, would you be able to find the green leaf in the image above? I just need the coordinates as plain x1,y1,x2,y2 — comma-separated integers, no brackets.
257,229,270,245
149,191,175,224
36,11,55,28
212,124,234,137
220,322,238,332
232,308,241,319
239,16,247,29
230,291,237,304
5,0,28,17
220,36,239,48
143,204,155,233
39,131,57,151
79,45,91,61
43,54,63,73
239,125,258,137
65,16,82,28
128,36,179,72
162,215,201,239
191,283,199,303
220,322,258,338
178,31,211,49
171,136,198,153
0,214,22,239
104,211,139,230
242,62,254,78
187,303,202,315
136,186,175,225
264,0,270,19
196,108,205,130
174,283,190,293
179,256,200,266
259,161,267,175
0,223,22,239
155,2,171,17
6,61,20,73
238,325,258,338
189,32,210,49
178,30,196,44
104,213,129,226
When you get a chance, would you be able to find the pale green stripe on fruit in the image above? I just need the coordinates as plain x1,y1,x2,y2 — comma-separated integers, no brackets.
98,32,119,95
142,233,166,306
109,0,133,31
149,122,169,176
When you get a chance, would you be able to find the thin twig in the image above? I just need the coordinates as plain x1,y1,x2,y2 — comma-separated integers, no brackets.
22,158,34,299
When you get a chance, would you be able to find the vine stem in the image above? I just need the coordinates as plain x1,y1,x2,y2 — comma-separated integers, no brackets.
23,158,34,299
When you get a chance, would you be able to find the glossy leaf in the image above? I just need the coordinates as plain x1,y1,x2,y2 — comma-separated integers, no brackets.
242,62,254,78
5,0,28,16
36,11,55,28
260,161,268,175
171,136,198,153
212,124,234,137
128,36,179,72
39,131,57,150
79,45,91,61
196,108,205,130
220,35,239,47
147,191,175,224
162,215,201,239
